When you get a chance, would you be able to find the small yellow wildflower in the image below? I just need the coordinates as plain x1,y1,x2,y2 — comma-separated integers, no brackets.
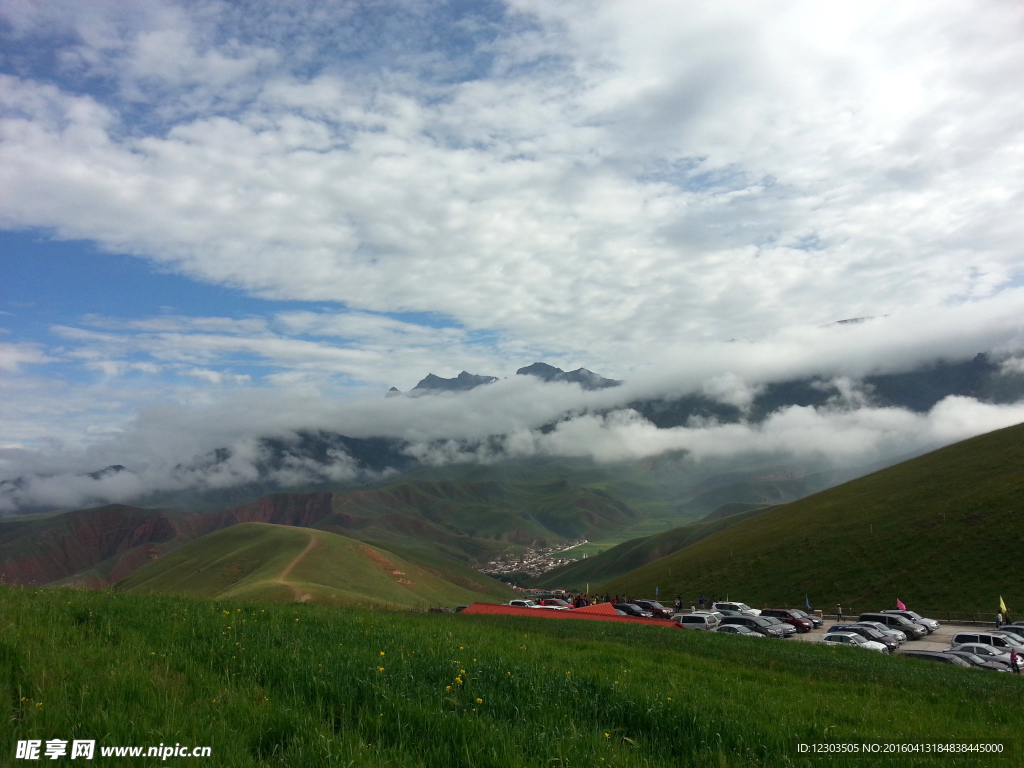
475,698,483,704
380,652,385,656
446,686,451,691
377,667,384,672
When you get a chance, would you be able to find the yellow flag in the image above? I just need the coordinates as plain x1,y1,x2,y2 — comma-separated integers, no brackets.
1000,596,1008,613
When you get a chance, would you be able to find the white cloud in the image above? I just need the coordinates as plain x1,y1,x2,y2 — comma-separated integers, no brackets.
0,342,53,371
0,1,1022,368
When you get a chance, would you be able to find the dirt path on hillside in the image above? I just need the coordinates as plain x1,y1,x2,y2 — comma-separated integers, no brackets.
277,533,318,602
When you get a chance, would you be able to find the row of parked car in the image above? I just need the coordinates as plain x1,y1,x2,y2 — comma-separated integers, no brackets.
508,597,1021,672
668,601,824,637
897,624,1024,672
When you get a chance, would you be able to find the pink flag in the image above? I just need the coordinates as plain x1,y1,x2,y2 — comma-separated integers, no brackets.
896,598,906,610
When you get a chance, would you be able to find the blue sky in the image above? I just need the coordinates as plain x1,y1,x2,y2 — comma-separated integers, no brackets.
2,0,1024,509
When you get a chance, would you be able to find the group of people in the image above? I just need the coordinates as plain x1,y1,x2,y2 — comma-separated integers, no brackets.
554,594,651,608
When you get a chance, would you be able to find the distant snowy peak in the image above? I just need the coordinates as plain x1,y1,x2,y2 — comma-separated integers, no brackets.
516,362,622,390
411,371,499,394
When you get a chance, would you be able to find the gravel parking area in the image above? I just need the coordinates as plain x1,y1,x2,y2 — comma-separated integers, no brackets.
791,619,961,651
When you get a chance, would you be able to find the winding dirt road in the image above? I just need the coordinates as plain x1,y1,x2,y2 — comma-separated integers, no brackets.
277,533,318,602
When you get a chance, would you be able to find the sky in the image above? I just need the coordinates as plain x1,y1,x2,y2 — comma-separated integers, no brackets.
2,1,1024,509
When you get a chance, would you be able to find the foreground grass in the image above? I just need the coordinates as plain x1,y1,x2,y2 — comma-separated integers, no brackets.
1,587,1021,767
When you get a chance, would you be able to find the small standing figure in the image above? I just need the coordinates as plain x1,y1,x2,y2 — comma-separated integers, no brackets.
1011,650,1021,675
997,612,1003,629
674,596,682,614
699,595,706,611
836,603,843,622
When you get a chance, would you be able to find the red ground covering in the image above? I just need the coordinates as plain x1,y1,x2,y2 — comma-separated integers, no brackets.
459,602,677,627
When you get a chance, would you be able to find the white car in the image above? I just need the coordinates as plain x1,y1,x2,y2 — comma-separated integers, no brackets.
712,601,761,617
673,612,721,631
507,599,540,608
821,632,889,653
951,632,1024,651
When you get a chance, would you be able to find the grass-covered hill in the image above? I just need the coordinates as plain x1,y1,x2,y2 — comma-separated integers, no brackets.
117,523,513,608
531,505,773,591
2,586,1020,768
0,475,647,589
602,421,1024,614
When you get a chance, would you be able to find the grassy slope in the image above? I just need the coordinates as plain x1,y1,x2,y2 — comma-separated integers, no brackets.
117,523,513,609
532,505,772,590
602,421,1024,613
1,587,1020,767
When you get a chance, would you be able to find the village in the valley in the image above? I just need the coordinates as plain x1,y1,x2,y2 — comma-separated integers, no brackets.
476,540,589,581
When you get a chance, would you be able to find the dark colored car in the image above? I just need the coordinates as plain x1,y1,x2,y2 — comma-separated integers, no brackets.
880,609,939,633
994,625,1024,642
720,616,787,638
944,650,1011,672
858,613,928,639
613,603,654,619
761,608,813,633
632,600,674,619
896,650,972,667
826,624,899,652
789,608,824,628
759,616,798,636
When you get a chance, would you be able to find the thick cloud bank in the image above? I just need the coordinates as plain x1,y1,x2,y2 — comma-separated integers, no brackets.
3,342,1024,512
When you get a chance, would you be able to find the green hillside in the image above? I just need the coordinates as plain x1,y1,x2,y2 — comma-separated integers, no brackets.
2,586,1020,767
117,523,514,608
602,421,1024,614
531,505,772,590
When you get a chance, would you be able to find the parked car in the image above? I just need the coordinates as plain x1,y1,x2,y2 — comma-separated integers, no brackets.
713,624,765,638
826,624,899,652
538,598,571,609
880,609,939,633
953,644,1015,661
720,616,786,638
632,600,674,619
789,608,824,628
943,650,1011,672
673,612,721,631
759,616,798,636
613,603,655,619
895,650,971,667
822,632,889,653
508,599,539,608
761,608,813,633
858,613,928,639
950,632,1024,651
993,625,1024,642
712,601,761,616
854,620,907,643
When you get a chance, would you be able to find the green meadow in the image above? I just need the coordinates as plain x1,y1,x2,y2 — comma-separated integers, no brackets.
117,523,513,609
2,586,1021,767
